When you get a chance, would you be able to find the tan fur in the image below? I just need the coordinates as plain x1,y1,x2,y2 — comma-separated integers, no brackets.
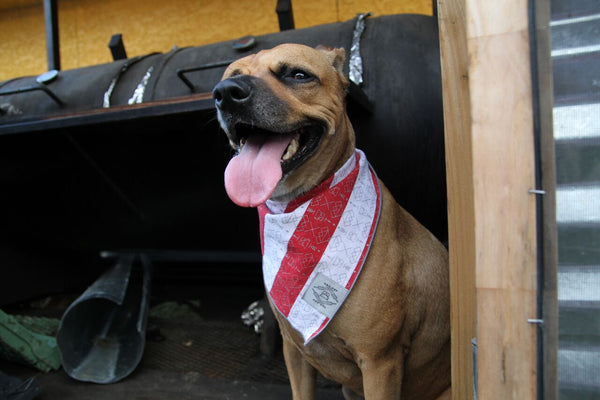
217,44,450,400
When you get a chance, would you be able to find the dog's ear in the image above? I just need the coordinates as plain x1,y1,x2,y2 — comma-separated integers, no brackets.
316,45,346,76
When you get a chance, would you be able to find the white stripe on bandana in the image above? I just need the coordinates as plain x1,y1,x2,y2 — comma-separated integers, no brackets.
258,149,381,343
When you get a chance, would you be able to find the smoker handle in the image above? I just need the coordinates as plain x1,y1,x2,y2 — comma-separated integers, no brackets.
176,60,235,92
0,84,64,106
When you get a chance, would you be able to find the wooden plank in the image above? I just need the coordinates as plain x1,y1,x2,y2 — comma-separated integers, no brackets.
477,288,537,399
468,30,537,291
438,0,540,398
437,0,477,399
465,0,529,38
465,0,539,399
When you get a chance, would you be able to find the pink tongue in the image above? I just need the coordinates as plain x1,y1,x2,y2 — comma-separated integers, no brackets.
224,133,294,207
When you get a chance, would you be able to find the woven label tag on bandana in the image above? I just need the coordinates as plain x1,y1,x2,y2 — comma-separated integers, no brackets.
302,272,348,319
258,149,381,343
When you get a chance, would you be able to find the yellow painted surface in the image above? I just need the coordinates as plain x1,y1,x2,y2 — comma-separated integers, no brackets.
0,0,432,81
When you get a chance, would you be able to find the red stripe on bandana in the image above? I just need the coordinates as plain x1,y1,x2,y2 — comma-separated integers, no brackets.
284,174,335,213
258,205,268,255
267,157,360,317
307,318,330,342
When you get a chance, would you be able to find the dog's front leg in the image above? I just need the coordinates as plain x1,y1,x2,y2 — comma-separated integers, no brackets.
361,358,403,399
283,338,317,400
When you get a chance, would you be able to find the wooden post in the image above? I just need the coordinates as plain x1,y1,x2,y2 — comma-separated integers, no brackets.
437,1,476,399
438,0,539,399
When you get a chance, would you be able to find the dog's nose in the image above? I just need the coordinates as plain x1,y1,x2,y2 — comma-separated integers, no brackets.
213,78,252,109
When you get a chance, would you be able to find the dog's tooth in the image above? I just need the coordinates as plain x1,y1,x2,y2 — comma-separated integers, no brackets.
238,137,246,152
282,137,299,161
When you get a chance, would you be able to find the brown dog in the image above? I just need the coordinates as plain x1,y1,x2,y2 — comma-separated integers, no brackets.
213,44,450,400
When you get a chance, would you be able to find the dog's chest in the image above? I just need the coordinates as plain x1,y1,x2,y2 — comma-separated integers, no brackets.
274,311,362,383
299,328,364,384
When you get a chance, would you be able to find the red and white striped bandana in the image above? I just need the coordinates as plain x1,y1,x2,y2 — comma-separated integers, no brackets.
258,149,381,343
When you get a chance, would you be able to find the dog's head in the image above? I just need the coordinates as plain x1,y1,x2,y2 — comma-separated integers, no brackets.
213,43,355,207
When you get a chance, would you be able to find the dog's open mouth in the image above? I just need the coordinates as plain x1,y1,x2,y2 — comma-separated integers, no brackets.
234,123,323,174
223,121,325,207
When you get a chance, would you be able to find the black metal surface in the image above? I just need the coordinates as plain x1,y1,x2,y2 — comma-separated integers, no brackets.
0,94,213,134
100,249,261,264
232,36,258,52
176,61,236,92
109,34,128,61
0,14,447,304
0,83,63,107
276,0,295,31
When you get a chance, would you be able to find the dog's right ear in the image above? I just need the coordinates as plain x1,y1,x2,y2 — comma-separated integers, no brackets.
316,45,346,76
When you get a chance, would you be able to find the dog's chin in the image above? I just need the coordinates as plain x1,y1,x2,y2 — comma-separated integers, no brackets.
269,181,297,202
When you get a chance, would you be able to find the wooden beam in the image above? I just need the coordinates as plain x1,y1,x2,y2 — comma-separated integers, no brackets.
438,0,539,398
437,0,476,399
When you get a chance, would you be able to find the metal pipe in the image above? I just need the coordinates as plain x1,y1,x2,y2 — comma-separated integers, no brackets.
43,0,60,71
57,254,152,383
108,34,127,61
276,0,295,31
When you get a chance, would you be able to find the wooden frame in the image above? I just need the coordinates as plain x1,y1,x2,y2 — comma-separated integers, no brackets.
437,0,543,398
530,2,558,399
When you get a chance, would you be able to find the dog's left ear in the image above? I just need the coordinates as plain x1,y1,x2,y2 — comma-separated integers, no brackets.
316,45,346,76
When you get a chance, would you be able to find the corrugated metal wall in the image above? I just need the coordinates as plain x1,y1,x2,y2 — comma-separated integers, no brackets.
551,0,600,398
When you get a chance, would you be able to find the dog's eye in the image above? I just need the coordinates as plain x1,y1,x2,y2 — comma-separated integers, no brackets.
291,70,310,80
281,67,315,83
228,69,242,78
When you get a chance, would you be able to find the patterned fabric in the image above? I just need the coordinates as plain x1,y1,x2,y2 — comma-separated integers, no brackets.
258,149,381,343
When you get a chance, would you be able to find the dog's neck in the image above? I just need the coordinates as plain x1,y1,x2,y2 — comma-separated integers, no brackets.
267,148,358,213
329,115,356,172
